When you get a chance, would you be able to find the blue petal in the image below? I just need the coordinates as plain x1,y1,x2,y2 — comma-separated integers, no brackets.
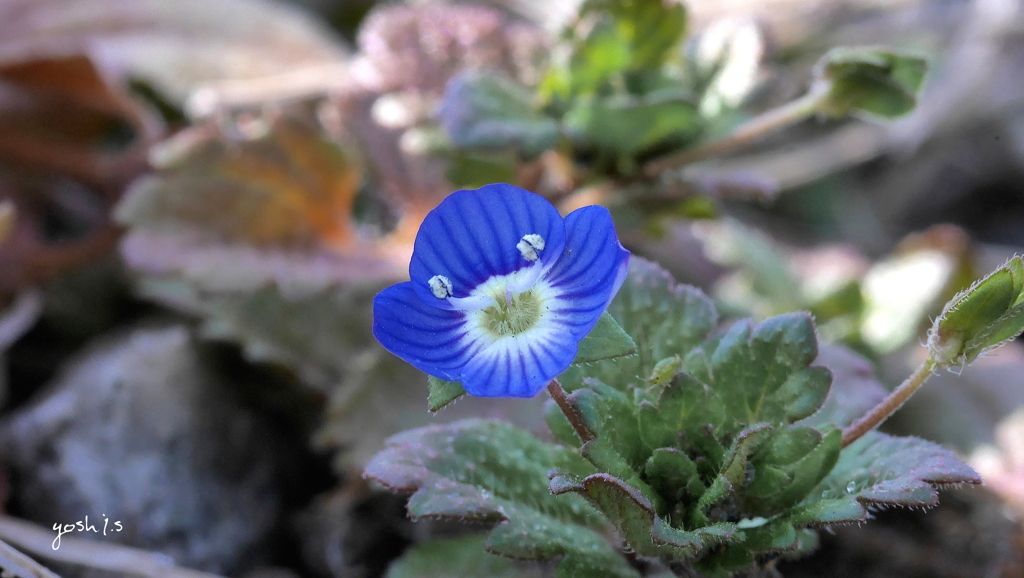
461,327,578,398
542,205,630,340
372,282,473,381
409,184,566,309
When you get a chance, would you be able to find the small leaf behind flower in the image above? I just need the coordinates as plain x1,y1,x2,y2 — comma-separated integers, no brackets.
573,312,637,364
427,376,466,413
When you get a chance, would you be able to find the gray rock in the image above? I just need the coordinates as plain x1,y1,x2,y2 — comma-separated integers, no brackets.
0,325,280,574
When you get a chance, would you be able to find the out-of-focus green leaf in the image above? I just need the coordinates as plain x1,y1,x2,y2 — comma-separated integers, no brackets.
364,419,638,578
562,93,702,170
446,150,519,189
385,535,544,578
815,47,928,119
439,70,559,158
543,0,687,101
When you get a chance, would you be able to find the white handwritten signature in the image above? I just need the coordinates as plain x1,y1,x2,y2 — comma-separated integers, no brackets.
52,516,123,550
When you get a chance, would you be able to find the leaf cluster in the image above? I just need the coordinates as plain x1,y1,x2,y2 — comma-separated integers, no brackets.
367,259,979,577
437,1,929,181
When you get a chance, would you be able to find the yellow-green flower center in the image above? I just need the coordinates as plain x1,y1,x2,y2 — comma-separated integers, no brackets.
480,290,542,337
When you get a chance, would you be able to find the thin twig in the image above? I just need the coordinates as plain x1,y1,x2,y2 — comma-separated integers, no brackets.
841,356,938,448
642,84,830,177
546,379,594,443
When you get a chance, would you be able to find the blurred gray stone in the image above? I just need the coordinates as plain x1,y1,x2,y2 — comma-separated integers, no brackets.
0,325,281,574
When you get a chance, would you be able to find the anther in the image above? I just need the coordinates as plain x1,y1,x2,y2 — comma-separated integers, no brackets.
428,275,454,299
517,234,546,261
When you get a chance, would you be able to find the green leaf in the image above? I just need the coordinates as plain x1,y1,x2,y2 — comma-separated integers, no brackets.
815,47,928,118
699,423,774,510
446,150,519,189
439,70,559,158
573,312,637,364
798,344,889,429
700,313,832,427
638,372,727,457
364,419,638,578
428,376,466,412
644,448,705,504
588,0,688,72
386,535,542,578
813,431,981,523
562,93,702,165
745,428,842,514
787,497,865,526
571,382,646,469
541,0,687,100
550,472,735,561
560,258,717,393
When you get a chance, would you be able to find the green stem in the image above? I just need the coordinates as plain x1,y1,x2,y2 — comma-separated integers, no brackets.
841,356,938,448
546,379,594,443
642,83,831,177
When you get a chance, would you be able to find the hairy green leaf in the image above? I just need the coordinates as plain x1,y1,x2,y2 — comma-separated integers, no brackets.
693,313,832,427
809,431,981,525
364,419,637,578
427,376,466,412
549,472,735,561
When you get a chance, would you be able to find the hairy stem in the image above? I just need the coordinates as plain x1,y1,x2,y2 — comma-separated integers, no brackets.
841,356,938,448
546,379,595,443
642,83,831,177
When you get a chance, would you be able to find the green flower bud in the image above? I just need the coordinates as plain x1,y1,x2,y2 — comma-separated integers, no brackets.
928,256,1024,367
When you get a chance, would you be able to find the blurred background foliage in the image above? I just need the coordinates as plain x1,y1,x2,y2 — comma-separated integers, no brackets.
0,0,1023,576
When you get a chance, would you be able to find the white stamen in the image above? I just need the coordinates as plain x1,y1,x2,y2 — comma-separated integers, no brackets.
517,234,546,261
428,275,453,299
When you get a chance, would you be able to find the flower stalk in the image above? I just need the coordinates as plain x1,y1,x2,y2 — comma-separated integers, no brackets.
642,83,831,176
841,355,937,448
546,380,594,442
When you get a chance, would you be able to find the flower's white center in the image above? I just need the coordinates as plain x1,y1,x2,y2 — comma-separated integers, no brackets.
479,288,542,336
516,234,546,262
428,275,453,299
430,236,553,337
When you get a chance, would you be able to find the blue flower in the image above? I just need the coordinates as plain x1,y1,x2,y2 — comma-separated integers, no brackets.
372,183,630,398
